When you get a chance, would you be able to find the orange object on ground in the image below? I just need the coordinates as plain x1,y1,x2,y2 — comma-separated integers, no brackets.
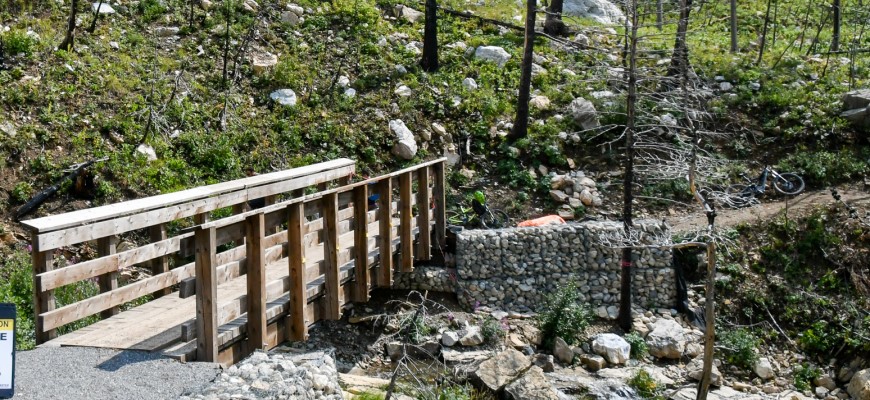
517,215,566,227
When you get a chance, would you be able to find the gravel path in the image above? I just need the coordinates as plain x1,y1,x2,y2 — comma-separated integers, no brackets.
11,347,220,400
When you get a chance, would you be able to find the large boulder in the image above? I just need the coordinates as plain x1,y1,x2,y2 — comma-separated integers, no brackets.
474,46,512,67
645,319,686,359
841,89,870,131
754,357,775,380
505,366,561,400
473,348,532,392
568,98,600,131
394,5,424,23
553,337,574,364
848,368,870,400
563,0,625,25
591,333,630,365
389,119,418,160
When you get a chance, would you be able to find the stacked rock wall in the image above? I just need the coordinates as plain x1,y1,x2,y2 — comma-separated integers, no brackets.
454,221,674,312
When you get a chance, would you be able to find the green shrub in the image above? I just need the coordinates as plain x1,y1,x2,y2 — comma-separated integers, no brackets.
779,149,869,186
480,316,506,344
798,321,839,354
793,363,821,391
628,369,663,399
137,0,167,23
1,29,37,56
624,332,648,359
11,182,33,203
0,249,36,350
536,281,593,350
718,328,759,371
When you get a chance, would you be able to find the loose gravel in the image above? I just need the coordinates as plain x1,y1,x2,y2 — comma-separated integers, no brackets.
11,347,220,400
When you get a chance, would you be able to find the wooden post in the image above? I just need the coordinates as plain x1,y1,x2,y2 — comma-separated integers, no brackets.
245,213,267,351
97,235,119,319
194,226,218,362
194,212,210,225
32,234,56,344
416,167,432,261
377,178,393,287
149,224,171,297
352,185,370,302
399,172,413,272
338,176,352,186
322,193,341,320
432,162,447,252
287,202,308,341
696,242,717,400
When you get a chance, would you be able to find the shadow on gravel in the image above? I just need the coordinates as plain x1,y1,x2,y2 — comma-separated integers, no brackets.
97,350,169,371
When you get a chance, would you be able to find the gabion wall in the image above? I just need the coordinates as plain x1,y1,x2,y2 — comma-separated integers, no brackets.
454,221,675,312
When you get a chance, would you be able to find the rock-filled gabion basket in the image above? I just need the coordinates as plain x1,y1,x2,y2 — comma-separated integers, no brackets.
454,220,675,312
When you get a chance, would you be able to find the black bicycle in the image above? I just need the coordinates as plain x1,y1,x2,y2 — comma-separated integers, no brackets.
726,166,805,206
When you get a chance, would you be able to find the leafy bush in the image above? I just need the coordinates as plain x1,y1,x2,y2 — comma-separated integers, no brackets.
798,321,839,354
718,328,759,371
628,369,663,399
536,281,593,350
779,149,869,186
624,332,648,359
11,182,33,203
793,363,821,391
480,316,506,344
0,249,36,349
136,0,167,23
1,29,37,56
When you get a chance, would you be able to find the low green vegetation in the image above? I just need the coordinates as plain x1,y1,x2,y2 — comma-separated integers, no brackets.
718,328,760,371
624,332,648,359
793,363,822,391
536,280,593,350
628,369,664,400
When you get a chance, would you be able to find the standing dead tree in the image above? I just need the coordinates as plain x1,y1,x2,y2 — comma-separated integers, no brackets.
421,0,439,71
508,0,537,142
58,0,80,52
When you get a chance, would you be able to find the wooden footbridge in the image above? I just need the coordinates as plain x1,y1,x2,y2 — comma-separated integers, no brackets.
20,158,447,365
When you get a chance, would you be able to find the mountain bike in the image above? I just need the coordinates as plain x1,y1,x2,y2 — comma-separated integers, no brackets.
726,166,805,206
446,191,510,229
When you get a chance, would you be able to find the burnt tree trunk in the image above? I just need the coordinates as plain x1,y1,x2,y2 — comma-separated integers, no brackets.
88,0,103,33
544,0,566,36
508,0,536,142
832,0,841,51
756,0,773,65
421,0,439,71
729,0,737,52
666,0,692,77
58,0,80,52
618,0,640,332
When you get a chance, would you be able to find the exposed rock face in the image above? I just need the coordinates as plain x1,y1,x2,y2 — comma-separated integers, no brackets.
645,319,686,359
474,46,512,67
848,368,870,400
473,348,531,391
592,333,630,365
504,366,561,400
841,89,870,131
568,98,600,131
563,0,625,25
389,119,418,160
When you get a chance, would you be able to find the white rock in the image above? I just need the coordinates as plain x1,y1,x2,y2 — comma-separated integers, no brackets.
154,26,180,37
530,95,551,110
754,357,775,380
563,0,626,24
337,75,350,88
270,89,297,107
687,357,723,386
431,122,447,137
136,144,157,162
442,331,460,347
287,4,305,16
847,368,870,400
394,5,424,23
460,326,484,346
474,46,511,67
591,333,630,365
395,64,408,75
390,119,418,160
645,319,686,359
719,82,733,91
462,77,478,90
568,98,600,130
92,2,116,14
394,85,412,97
0,121,17,138
109,41,119,50
280,11,301,25
343,88,356,98
553,337,574,364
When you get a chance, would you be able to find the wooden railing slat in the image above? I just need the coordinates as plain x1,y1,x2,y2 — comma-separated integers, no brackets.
399,172,414,272
245,213,267,351
417,166,432,261
149,224,171,298
352,185,369,302
97,236,119,319
377,178,393,287
195,226,219,363
286,202,308,341
322,193,341,320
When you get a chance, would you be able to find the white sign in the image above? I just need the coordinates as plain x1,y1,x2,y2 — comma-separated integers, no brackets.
0,318,12,391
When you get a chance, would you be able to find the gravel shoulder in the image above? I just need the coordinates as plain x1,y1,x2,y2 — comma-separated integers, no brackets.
11,347,220,400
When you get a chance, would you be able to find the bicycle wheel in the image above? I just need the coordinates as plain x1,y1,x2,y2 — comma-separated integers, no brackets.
773,173,805,195
480,209,510,229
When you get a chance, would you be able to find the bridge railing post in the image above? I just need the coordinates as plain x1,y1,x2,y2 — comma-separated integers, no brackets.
323,193,341,320
416,166,432,261
97,235,119,319
194,225,218,362
351,185,370,302
245,213,267,351
32,233,56,344
376,178,393,287
286,202,308,341
432,161,447,252
399,172,414,272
